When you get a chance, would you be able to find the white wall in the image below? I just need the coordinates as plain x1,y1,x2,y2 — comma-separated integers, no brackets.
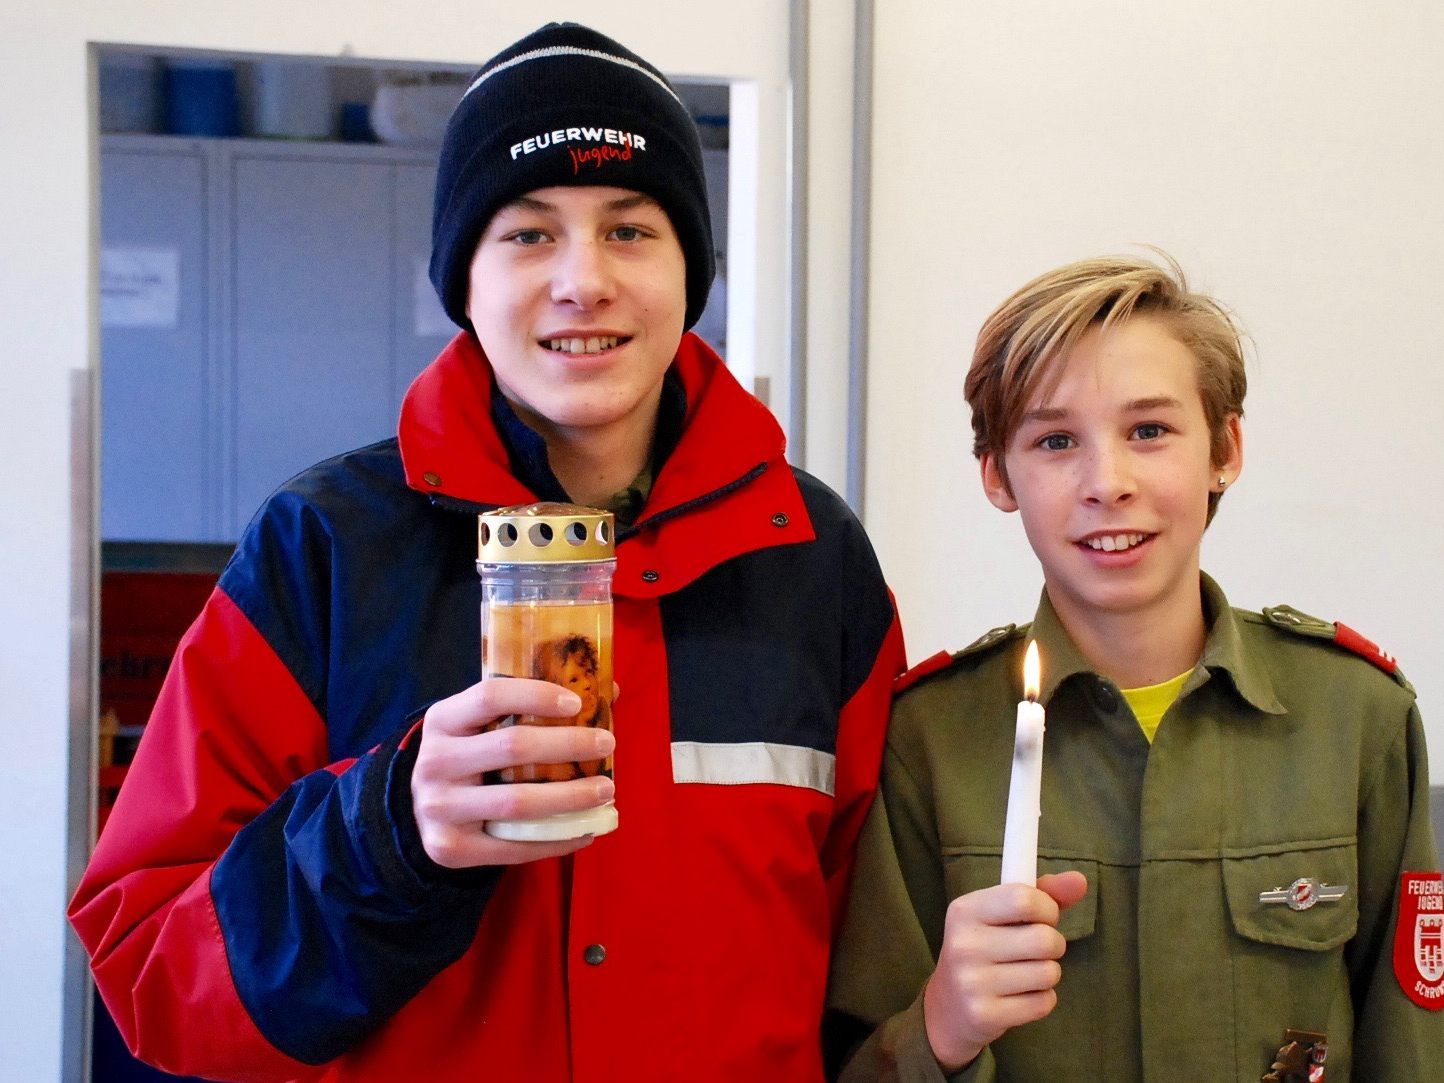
867,3,1444,761
801,0,859,492
0,4,793,1078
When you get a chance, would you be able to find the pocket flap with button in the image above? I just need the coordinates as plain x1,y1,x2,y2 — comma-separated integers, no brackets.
942,851,1099,942
1222,841,1358,951
1040,855,1098,942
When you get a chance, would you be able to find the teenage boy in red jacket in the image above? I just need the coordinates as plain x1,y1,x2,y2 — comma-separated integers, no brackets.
72,23,904,1082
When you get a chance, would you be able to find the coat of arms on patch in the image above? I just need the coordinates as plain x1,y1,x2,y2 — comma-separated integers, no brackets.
1394,871,1444,1010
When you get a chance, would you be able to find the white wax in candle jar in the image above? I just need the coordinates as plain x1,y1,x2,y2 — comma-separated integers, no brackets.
1000,699,1046,886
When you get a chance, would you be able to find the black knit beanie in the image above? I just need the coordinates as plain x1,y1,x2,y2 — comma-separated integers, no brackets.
430,23,715,331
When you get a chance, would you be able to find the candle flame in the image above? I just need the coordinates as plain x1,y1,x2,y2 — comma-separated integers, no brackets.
1023,640,1041,701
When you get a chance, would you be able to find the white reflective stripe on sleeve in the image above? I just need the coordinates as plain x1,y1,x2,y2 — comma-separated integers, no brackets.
670,741,835,796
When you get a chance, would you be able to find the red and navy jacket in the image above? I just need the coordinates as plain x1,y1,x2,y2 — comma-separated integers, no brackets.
70,332,906,1083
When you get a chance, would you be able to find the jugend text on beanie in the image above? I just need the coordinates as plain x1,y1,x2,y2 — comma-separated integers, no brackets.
510,126,649,167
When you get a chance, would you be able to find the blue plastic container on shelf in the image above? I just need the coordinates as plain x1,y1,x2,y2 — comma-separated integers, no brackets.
339,101,375,143
98,53,161,133
163,61,239,137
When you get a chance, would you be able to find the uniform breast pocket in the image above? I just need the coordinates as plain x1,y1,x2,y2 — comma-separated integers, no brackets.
941,850,1099,942
1222,840,1358,1068
941,851,1103,1077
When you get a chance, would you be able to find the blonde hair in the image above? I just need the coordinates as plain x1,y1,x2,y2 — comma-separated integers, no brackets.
965,252,1247,522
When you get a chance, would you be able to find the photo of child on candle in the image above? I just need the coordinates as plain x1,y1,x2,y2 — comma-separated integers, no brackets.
827,253,1443,1081
533,633,611,779
483,633,611,784
536,634,604,728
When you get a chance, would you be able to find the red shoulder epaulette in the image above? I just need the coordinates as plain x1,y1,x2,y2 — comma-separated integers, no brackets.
893,624,1022,696
893,650,956,695
1263,604,1403,681
1333,621,1399,675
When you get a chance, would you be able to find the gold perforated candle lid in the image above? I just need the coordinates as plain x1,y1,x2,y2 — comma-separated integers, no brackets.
477,502,615,564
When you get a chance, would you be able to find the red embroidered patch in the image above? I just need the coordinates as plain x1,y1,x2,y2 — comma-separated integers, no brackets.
1333,622,1398,675
1394,872,1444,1010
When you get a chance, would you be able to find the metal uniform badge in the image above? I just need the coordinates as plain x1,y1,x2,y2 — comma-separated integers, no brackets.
1259,878,1348,911
1394,871,1444,1010
1262,1029,1327,1083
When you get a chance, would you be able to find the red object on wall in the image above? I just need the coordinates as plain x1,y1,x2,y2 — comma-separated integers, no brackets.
98,571,216,831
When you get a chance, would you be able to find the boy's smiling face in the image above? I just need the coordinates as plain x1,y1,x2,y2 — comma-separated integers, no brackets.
465,185,687,446
981,315,1242,632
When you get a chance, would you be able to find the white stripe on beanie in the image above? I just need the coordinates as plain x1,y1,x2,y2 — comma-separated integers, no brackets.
463,46,683,107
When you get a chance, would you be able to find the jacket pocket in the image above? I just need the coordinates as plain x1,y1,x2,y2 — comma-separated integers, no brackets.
1043,855,1099,943
940,852,1103,1077
1222,839,1358,950
940,850,1099,943
1221,839,1358,1076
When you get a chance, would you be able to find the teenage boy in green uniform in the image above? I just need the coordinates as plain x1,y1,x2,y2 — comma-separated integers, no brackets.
827,254,1443,1081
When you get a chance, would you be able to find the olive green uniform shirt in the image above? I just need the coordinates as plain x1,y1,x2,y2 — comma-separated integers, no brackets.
828,576,1441,1081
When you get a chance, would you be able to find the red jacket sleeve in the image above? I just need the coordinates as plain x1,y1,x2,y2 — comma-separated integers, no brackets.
69,587,497,1079
70,589,327,1080
822,597,908,930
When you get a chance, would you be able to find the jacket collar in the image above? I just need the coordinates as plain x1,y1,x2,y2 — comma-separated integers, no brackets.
1193,573,1286,713
1028,573,1284,714
398,331,784,513
397,331,813,598
398,332,533,508
487,367,688,510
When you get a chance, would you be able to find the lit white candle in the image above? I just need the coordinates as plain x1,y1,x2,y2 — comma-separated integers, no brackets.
1000,640,1045,886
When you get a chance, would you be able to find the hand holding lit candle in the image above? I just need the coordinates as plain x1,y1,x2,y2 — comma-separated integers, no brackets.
1000,640,1045,886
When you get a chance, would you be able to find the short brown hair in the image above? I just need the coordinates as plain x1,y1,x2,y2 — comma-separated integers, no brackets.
535,634,599,679
964,252,1247,522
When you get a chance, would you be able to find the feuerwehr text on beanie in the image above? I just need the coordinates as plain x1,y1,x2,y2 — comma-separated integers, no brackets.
429,23,715,331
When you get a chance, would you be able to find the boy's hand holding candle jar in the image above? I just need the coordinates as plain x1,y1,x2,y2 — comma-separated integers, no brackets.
411,503,618,869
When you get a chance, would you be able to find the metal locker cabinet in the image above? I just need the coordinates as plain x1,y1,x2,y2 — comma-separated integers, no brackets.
100,143,214,541
230,152,393,536
392,162,454,412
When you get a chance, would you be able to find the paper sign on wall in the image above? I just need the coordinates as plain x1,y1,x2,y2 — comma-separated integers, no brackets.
413,258,455,338
102,247,180,330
